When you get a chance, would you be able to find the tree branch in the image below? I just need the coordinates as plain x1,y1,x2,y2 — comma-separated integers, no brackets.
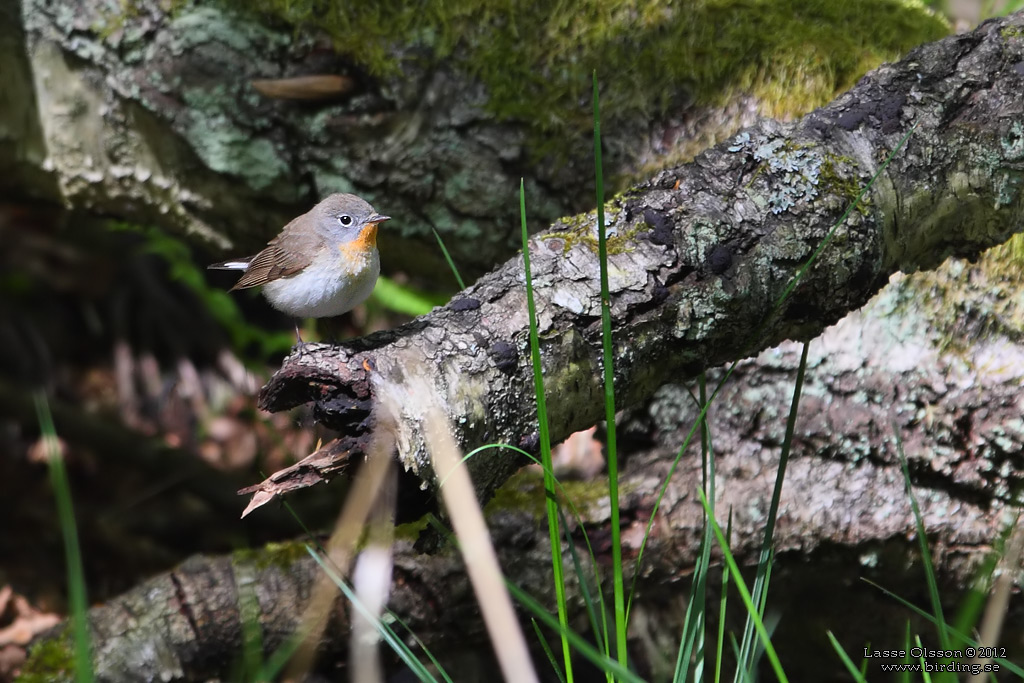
247,12,1024,508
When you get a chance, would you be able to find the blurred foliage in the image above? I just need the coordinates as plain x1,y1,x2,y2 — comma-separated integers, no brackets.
371,276,449,316
107,222,296,358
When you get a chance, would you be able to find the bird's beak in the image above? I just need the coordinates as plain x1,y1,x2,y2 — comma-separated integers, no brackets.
368,214,391,226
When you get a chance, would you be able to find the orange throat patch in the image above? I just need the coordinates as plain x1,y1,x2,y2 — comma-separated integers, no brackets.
339,222,380,263
358,222,379,248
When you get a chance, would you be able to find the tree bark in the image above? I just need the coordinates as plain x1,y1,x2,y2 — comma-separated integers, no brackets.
246,10,1024,507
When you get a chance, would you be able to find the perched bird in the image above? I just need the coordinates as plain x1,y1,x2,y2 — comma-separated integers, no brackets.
209,193,390,338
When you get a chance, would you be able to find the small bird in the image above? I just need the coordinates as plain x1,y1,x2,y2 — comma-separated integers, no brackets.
209,193,390,338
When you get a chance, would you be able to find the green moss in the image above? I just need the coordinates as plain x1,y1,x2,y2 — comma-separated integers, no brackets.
542,212,595,253
485,467,548,519
819,154,871,216
220,0,948,158
17,634,75,682
484,463,637,523
560,477,635,512
542,205,642,255
93,2,141,41
1001,25,1024,39
896,232,1024,357
233,540,309,571
394,515,431,542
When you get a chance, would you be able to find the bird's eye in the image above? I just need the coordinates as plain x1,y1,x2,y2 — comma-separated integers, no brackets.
338,214,353,226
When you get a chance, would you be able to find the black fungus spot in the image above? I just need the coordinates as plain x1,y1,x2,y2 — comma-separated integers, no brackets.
838,91,906,134
805,114,831,137
519,431,540,452
643,208,674,246
837,109,866,131
490,340,518,375
450,297,481,312
878,92,906,134
651,283,669,305
707,245,733,274
1012,61,1024,77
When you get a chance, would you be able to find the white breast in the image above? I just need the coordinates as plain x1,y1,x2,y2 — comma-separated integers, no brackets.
261,247,380,318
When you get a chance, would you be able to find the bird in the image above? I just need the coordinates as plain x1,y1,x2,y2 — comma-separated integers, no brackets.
209,193,390,340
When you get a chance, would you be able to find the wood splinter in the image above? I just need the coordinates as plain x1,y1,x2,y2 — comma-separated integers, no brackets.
250,74,355,101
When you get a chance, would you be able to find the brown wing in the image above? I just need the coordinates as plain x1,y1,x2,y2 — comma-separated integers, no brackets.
229,216,324,290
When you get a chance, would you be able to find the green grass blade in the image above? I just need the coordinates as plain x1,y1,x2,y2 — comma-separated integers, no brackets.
427,515,638,683
863,579,1024,677
458,438,612,668
432,227,466,290
902,622,913,683
672,375,714,683
914,635,934,683
507,584,646,683
827,631,869,683
673,532,710,683
728,632,753,683
305,545,439,682
624,369,738,626
390,612,456,683
533,619,567,683
700,373,715,506
34,392,94,683
736,342,809,678
951,560,997,649
560,506,612,671
714,512,733,683
696,373,713,681
592,70,628,669
520,178,574,681
698,488,789,683
277,506,449,682
257,630,307,682
893,429,950,651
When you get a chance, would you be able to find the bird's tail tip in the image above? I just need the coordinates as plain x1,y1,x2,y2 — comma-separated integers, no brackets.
207,259,251,271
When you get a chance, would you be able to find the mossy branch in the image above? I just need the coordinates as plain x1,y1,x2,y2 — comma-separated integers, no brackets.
245,11,1024,509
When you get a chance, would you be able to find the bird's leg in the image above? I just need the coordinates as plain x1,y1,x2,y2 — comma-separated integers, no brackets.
293,320,314,356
